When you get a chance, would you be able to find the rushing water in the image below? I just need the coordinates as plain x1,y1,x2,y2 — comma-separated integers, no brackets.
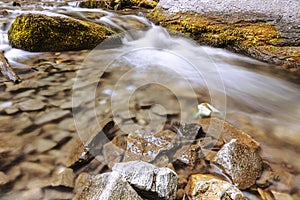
0,0,299,195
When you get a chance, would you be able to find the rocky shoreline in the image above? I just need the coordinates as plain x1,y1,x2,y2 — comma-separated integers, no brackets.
147,6,300,83
0,0,299,200
6,0,300,82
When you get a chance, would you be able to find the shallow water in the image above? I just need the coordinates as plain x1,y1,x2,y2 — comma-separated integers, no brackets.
0,0,299,198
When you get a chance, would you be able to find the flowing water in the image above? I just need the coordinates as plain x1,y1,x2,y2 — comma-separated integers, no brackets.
0,0,299,198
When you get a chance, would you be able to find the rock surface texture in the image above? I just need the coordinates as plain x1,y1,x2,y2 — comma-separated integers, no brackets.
74,172,143,200
185,174,247,200
214,139,263,189
8,14,114,52
149,0,300,80
113,161,178,200
158,0,300,24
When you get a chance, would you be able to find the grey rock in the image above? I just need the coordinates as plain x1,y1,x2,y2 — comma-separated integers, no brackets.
158,0,300,24
112,161,178,200
74,172,143,200
214,139,263,189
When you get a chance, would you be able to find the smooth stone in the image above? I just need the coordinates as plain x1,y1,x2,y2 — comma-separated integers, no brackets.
0,114,33,134
20,162,52,177
214,139,263,189
21,188,44,200
35,109,70,125
13,89,35,99
33,138,57,153
18,99,45,111
44,188,74,200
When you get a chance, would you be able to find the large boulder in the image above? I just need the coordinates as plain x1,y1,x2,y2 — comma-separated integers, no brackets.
148,0,300,78
8,14,114,52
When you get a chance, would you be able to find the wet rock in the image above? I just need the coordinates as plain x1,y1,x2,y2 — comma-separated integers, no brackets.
44,188,74,200
214,139,263,189
271,191,294,200
149,5,300,75
185,174,247,200
13,89,35,99
0,114,33,135
112,161,178,200
58,118,76,132
171,122,204,140
35,109,70,125
20,162,52,177
8,14,114,52
5,80,45,92
6,165,21,183
173,144,204,166
257,188,275,200
0,171,9,185
0,134,24,168
55,136,86,167
4,106,19,115
74,172,143,200
51,167,75,188
21,188,44,200
33,138,57,153
200,118,260,149
79,0,158,10
124,130,177,162
103,141,124,169
51,130,72,143
18,99,45,111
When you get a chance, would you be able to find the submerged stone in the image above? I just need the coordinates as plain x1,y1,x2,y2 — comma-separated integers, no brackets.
214,139,263,189
8,14,114,52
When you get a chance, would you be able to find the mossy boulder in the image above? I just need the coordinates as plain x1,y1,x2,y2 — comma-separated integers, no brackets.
79,0,158,10
148,8,300,75
8,14,115,52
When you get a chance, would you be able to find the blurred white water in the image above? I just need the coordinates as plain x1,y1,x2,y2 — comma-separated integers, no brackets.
0,1,299,147
99,23,300,147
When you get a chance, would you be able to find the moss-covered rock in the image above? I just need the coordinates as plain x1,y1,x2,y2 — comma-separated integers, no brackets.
79,0,158,10
8,14,115,52
148,8,300,73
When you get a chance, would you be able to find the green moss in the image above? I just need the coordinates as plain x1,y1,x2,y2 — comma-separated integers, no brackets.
148,8,288,53
8,14,114,52
79,0,157,10
293,50,300,57
147,8,300,69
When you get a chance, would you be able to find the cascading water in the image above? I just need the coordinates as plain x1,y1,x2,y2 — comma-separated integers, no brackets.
0,1,299,198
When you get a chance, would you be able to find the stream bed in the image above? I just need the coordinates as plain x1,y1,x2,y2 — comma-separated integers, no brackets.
0,1,299,199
